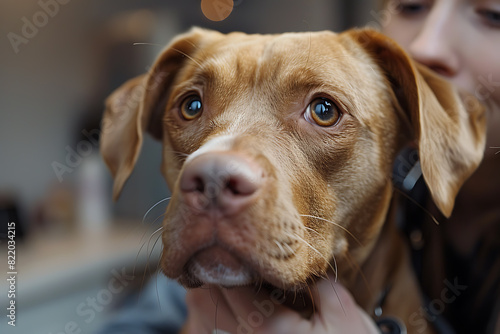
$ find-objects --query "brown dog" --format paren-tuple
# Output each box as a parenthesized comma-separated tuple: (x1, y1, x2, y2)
(100, 28, 486, 333)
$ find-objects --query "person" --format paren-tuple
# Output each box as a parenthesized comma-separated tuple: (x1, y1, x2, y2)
(381, 1, 500, 333)
(97, 272, 379, 334)
(97, 1, 500, 333)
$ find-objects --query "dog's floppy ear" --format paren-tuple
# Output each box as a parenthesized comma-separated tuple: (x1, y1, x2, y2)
(348, 28, 486, 217)
(100, 28, 221, 200)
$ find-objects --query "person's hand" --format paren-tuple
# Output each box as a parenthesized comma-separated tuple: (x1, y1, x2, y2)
(182, 276, 379, 334)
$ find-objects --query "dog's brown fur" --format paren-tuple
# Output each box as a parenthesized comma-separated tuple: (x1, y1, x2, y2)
(100, 28, 486, 333)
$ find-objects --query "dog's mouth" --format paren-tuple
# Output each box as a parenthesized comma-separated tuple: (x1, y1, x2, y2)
(180, 244, 317, 318)
(181, 245, 256, 288)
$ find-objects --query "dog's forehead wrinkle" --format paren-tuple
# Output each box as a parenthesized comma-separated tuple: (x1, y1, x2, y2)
(209, 33, 321, 91)
(188, 34, 380, 127)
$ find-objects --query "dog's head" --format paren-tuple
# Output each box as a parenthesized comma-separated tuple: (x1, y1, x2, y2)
(101, 28, 485, 290)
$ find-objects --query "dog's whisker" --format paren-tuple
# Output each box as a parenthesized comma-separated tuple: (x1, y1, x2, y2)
(311, 280, 319, 317)
(184, 38, 208, 62)
(289, 233, 338, 281)
(164, 149, 190, 158)
(392, 187, 441, 225)
(214, 295, 220, 333)
(172, 47, 203, 67)
(209, 285, 221, 329)
(151, 225, 165, 236)
(155, 273, 161, 309)
(147, 233, 163, 270)
(135, 211, 167, 260)
(133, 225, 164, 276)
(142, 197, 171, 223)
(329, 278, 347, 317)
(151, 213, 167, 226)
(300, 214, 363, 247)
(345, 252, 373, 300)
(306, 285, 316, 315)
(255, 279, 264, 294)
(133, 42, 164, 47)
(140, 233, 163, 294)
(155, 246, 164, 310)
(303, 226, 328, 242)
(149, 247, 164, 311)
(208, 285, 219, 306)
(134, 232, 162, 305)
(139, 197, 170, 252)
(133, 208, 165, 282)
(133, 204, 166, 262)
(306, 29, 312, 69)
(283, 242, 295, 255)
(135, 228, 157, 272)
(273, 239, 286, 255)
(331, 253, 338, 282)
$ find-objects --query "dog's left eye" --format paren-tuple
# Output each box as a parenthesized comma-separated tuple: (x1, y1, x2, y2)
(306, 97, 341, 127)
(180, 95, 203, 120)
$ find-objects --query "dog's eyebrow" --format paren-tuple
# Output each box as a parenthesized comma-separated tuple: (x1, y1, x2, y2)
(282, 70, 358, 115)
(181, 65, 221, 90)
(169, 64, 214, 95)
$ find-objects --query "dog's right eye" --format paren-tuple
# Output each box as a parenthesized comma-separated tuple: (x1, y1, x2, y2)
(180, 95, 203, 120)
(305, 97, 341, 127)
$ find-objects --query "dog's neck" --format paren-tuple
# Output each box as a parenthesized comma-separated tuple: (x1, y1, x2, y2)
(343, 193, 423, 319)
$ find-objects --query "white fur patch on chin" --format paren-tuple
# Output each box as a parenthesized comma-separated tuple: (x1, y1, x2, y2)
(190, 260, 253, 286)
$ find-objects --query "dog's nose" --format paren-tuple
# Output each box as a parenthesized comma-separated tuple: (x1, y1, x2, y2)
(179, 153, 263, 214)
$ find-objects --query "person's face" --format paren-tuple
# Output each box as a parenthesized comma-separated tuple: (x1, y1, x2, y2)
(383, 0, 500, 107)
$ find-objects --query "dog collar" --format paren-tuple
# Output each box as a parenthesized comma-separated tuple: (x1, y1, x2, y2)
(374, 285, 408, 334)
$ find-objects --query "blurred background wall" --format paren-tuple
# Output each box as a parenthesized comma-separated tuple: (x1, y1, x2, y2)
(0, 0, 376, 232)
(0, 0, 377, 333)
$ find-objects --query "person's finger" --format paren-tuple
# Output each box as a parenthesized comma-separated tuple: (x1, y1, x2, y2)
(314, 277, 357, 315)
(312, 277, 379, 333)
(221, 285, 312, 334)
(185, 286, 239, 333)
(221, 285, 280, 330)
